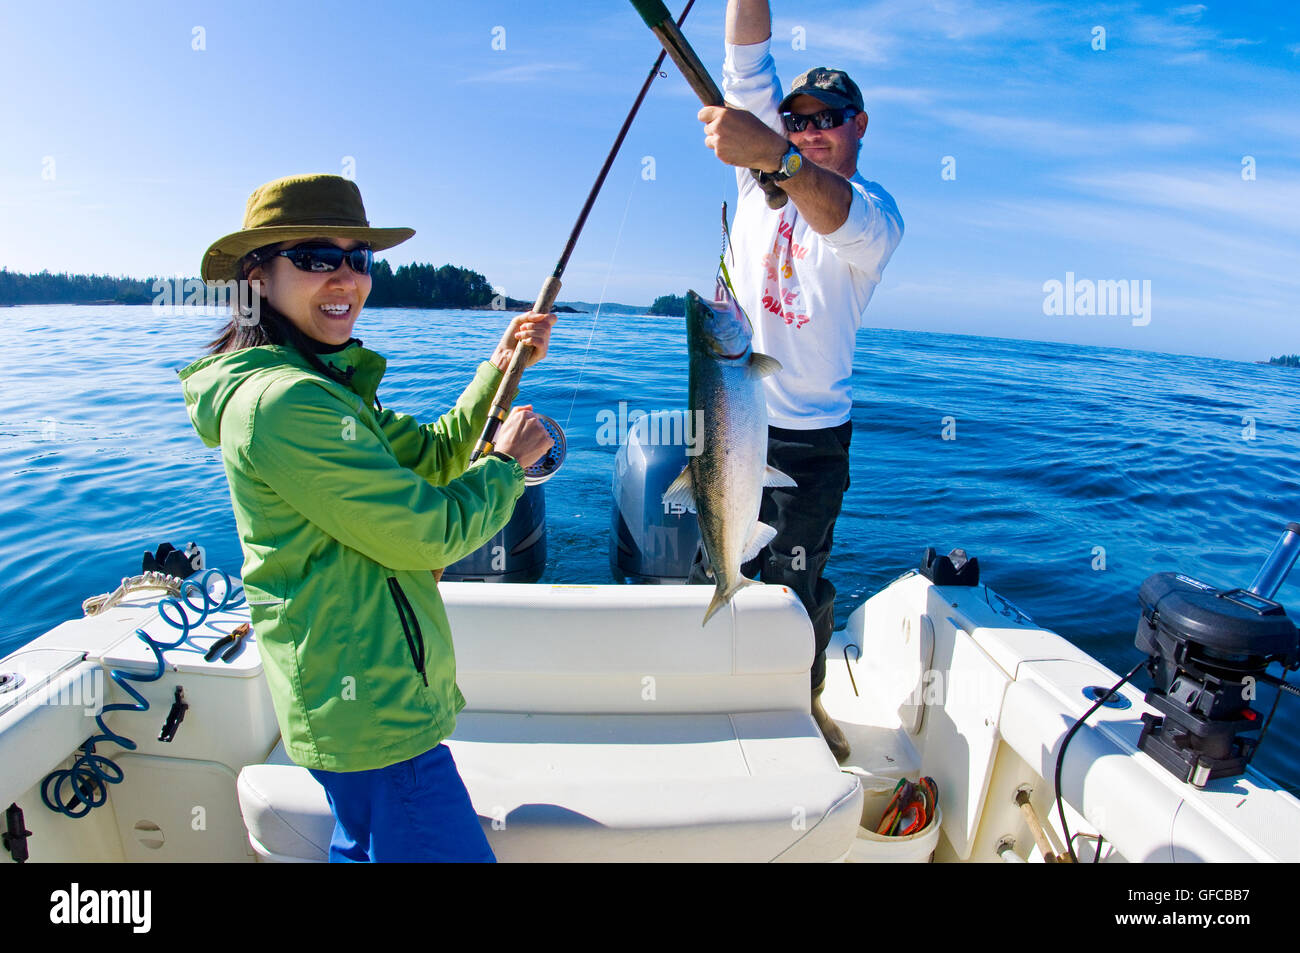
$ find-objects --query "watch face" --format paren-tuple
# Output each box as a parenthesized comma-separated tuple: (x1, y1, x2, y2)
(780, 148, 802, 178)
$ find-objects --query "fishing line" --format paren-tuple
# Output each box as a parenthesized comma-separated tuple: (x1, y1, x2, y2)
(471, 0, 697, 468)
(561, 168, 641, 436)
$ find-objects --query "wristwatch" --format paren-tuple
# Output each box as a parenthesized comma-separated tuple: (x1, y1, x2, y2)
(485, 450, 515, 466)
(771, 142, 803, 182)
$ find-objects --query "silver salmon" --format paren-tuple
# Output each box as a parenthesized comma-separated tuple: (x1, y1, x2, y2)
(663, 284, 796, 625)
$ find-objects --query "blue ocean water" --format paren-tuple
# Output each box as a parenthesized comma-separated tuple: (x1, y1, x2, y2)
(3, 304, 1298, 791)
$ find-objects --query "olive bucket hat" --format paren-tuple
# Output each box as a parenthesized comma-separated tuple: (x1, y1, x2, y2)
(201, 173, 415, 281)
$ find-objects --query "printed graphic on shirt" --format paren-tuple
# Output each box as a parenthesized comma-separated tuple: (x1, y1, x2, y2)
(759, 212, 810, 330)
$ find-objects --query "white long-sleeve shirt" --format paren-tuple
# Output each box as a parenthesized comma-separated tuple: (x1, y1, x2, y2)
(723, 39, 903, 429)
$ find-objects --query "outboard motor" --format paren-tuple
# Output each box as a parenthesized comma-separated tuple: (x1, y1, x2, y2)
(610, 409, 700, 583)
(442, 483, 547, 583)
(1135, 522, 1300, 786)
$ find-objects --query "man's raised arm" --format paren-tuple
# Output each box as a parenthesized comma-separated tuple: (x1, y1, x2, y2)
(727, 0, 771, 46)
(706, 0, 856, 234)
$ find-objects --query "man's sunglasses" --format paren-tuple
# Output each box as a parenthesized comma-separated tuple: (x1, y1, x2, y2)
(781, 107, 857, 133)
(262, 243, 374, 275)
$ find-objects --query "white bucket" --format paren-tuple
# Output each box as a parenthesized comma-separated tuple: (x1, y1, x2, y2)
(845, 772, 942, 864)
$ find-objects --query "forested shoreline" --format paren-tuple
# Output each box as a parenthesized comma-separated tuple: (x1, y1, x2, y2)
(0, 263, 579, 311)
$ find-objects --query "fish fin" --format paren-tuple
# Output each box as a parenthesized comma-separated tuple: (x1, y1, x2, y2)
(740, 522, 779, 564)
(702, 576, 760, 626)
(763, 465, 797, 489)
(749, 351, 783, 378)
(661, 466, 695, 509)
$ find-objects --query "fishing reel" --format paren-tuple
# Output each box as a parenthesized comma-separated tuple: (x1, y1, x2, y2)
(1134, 523, 1300, 787)
(521, 413, 566, 486)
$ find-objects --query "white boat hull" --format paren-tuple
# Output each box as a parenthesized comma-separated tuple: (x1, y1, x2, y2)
(2, 570, 1295, 862)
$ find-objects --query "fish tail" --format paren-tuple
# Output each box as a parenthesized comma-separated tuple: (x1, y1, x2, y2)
(701, 576, 759, 626)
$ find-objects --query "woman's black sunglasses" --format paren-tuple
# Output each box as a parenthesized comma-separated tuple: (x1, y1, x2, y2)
(781, 107, 857, 133)
(262, 242, 374, 275)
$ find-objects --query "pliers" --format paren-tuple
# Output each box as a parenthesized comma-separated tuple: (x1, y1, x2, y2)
(204, 622, 250, 663)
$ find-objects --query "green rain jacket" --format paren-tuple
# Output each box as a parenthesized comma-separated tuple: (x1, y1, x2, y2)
(177, 342, 524, 771)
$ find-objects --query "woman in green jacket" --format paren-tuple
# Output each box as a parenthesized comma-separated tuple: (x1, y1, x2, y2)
(179, 173, 555, 862)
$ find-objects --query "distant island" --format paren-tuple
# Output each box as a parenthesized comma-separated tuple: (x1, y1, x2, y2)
(647, 293, 686, 316)
(0, 269, 157, 305)
(0, 263, 579, 312)
(557, 299, 651, 315)
(1265, 354, 1300, 368)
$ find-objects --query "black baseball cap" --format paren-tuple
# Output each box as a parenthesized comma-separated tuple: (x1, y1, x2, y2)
(779, 67, 865, 114)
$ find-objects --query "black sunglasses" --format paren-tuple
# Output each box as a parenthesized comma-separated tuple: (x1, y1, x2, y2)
(781, 107, 857, 133)
(264, 242, 374, 275)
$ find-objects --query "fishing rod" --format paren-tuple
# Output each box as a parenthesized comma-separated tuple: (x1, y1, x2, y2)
(629, 0, 789, 211)
(468, 0, 699, 480)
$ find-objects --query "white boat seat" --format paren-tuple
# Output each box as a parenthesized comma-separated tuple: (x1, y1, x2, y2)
(235, 584, 862, 861)
(238, 711, 862, 862)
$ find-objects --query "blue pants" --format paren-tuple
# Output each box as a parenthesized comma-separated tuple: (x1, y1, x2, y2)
(308, 743, 496, 863)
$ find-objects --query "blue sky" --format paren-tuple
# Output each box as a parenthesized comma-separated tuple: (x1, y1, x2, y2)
(1, 0, 1297, 360)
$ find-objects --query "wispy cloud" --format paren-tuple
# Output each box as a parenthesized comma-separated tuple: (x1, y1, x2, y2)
(454, 62, 581, 85)
(773, 0, 1264, 71)
(1164, 51, 1209, 64)
(772, 0, 1052, 66)
(771, 15, 891, 65)
(1064, 169, 1300, 236)
(979, 195, 1300, 289)
(1121, 5, 1264, 52)
(929, 109, 1199, 155)
(886, 272, 1040, 304)
(858, 85, 942, 106)
(1241, 111, 1300, 139)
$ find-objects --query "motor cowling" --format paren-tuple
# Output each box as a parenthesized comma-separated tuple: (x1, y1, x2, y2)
(609, 409, 700, 583)
(442, 483, 547, 583)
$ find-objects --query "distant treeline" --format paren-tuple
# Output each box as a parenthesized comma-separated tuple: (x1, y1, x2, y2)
(2, 261, 513, 309)
(0, 268, 158, 305)
(367, 260, 496, 308)
(1267, 354, 1300, 368)
(648, 293, 686, 316)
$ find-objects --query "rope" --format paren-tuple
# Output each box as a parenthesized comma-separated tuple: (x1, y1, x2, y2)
(82, 571, 185, 616)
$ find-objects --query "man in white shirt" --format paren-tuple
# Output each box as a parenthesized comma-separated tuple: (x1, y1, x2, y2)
(692, 0, 903, 762)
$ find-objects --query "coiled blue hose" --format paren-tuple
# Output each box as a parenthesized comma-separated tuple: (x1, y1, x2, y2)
(40, 568, 245, 818)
